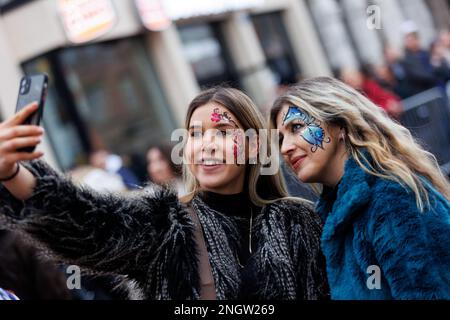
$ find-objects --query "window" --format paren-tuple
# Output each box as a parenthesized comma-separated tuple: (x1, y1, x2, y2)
(23, 37, 175, 170)
(0, 0, 34, 13)
(252, 12, 300, 85)
(178, 22, 239, 88)
(23, 56, 87, 170)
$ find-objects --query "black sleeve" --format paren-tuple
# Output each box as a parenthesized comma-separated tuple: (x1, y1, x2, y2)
(0, 160, 192, 283)
(289, 201, 330, 300)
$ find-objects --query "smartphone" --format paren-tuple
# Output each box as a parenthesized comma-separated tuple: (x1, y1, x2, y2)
(15, 73, 48, 152)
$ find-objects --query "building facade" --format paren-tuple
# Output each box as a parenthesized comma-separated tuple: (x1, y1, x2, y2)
(0, 0, 448, 170)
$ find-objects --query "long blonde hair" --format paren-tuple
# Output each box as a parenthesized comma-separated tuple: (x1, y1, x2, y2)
(181, 87, 291, 207)
(270, 77, 450, 211)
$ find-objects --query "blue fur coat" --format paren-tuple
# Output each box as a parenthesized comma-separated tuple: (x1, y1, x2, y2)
(316, 157, 450, 300)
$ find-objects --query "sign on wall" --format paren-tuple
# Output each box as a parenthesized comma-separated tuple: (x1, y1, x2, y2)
(135, 0, 172, 31)
(58, 0, 117, 44)
(162, 0, 265, 20)
(135, 0, 265, 31)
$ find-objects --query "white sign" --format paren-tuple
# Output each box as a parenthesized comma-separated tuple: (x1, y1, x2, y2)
(58, 0, 117, 44)
(135, 0, 172, 31)
(166, 0, 265, 20)
(136, 0, 264, 24)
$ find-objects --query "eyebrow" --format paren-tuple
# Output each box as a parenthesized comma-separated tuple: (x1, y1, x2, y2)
(188, 122, 239, 130)
(215, 122, 239, 129)
(280, 116, 305, 128)
(188, 125, 202, 130)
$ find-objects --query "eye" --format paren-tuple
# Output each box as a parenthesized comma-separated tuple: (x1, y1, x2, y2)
(217, 130, 228, 137)
(278, 133, 284, 146)
(291, 123, 305, 133)
(190, 131, 202, 138)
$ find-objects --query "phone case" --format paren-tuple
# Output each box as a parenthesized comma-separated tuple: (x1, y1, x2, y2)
(15, 73, 48, 152)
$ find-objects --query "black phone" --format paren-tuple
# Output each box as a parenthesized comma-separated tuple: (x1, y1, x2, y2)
(15, 73, 48, 152)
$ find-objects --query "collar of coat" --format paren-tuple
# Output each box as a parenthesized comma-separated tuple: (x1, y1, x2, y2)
(143, 191, 324, 300)
(189, 196, 315, 300)
(316, 155, 375, 240)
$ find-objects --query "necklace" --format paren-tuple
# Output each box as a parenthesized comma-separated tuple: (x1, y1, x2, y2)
(237, 207, 254, 268)
(249, 207, 253, 254)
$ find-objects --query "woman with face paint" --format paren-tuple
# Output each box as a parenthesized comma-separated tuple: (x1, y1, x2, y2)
(271, 77, 450, 300)
(0, 87, 328, 300)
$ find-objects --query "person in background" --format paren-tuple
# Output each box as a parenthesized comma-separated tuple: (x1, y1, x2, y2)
(146, 144, 185, 196)
(375, 44, 410, 99)
(401, 21, 438, 96)
(340, 67, 403, 119)
(69, 164, 127, 193)
(438, 29, 450, 65)
(429, 39, 450, 89)
(90, 150, 141, 190)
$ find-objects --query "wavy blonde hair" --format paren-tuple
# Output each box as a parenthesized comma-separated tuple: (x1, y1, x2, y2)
(270, 77, 450, 211)
(180, 87, 295, 207)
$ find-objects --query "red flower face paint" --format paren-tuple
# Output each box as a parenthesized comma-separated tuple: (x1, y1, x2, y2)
(210, 107, 243, 164)
(210, 108, 237, 126)
(211, 111, 221, 123)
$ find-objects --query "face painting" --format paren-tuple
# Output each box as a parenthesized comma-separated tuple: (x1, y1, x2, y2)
(211, 108, 238, 127)
(210, 107, 244, 164)
(283, 106, 331, 152)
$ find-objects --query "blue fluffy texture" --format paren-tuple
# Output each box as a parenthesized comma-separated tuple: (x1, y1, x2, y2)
(316, 157, 450, 300)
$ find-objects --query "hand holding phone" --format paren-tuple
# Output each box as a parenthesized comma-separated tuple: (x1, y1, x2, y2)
(15, 74, 48, 152)
(0, 102, 45, 180)
(0, 74, 47, 180)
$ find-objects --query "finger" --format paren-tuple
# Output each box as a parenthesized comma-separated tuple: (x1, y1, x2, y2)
(0, 136, 42, 152)
(0, 126, 44, 141)
(2, 102, 39, 127)
(3, 150, 44, 163)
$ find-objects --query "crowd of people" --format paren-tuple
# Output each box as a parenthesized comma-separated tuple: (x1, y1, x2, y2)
(340, 22, 450, 120)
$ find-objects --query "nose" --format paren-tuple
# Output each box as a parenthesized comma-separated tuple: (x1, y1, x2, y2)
(280, 134, 296, 156)
(201, 130, 218, 154)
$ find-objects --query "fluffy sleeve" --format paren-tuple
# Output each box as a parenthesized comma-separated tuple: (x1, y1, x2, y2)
(368, 182, 450, 299)
(289, 201, 330, 300)
(0, 160, 193, 283)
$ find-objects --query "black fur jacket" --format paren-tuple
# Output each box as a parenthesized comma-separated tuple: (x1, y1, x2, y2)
(0, 160, 329, 300)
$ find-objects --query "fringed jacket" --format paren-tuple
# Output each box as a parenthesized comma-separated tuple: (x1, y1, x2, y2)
(0, 160, 329, 300)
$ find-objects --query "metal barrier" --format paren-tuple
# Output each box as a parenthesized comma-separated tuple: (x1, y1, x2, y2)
(400, 87, 450, 174)
(447, 81, 450, 103)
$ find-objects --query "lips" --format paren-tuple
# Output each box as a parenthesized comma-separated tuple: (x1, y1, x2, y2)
(198, 158, 224, 173)
(290, 155, 306, 170)
(202, 158, 224, 165)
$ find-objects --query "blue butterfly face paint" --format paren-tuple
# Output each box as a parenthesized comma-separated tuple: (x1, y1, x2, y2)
(283, 106, 331, 153)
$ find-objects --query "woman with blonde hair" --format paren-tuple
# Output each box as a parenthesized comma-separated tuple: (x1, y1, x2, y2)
(270, 77, 450, 299)
(0, 87, 328, 300)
